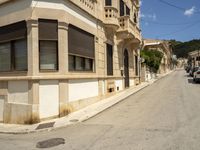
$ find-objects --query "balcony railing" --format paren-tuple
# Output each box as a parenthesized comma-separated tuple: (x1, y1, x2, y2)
(69, 0, 96, 17)
(104, 6, 119, 29)
(118, 16, 141, 41)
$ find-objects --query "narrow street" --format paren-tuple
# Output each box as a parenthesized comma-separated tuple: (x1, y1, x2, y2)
(1, 70, 200, 150)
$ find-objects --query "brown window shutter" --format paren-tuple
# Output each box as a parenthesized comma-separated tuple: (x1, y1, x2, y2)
(39, 19, 58, 40)
(0, 21, 27, 42)
(68, 25, 95, 58)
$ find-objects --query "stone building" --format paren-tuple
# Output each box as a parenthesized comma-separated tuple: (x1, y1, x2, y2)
(141, 39, 172, 81)
(0, 0, 142, 124)
(188, 50, 200, 67)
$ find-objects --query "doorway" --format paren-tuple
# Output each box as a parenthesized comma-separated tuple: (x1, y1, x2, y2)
(124, 49, 129, 88)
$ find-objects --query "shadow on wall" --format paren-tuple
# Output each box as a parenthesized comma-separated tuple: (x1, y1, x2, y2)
(0, 0, 32, 17)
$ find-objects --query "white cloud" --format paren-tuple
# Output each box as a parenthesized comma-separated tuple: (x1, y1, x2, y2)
(139, 12, 145, 18)
(184, 6, 195, 16)
(139, 1, 143, 7)
(140, 13, 157, 21)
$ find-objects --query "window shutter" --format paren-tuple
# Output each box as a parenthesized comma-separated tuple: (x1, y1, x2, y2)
(0, 42, 11, 71)
(68, 25, 95, 58)
(39, 19, 58, 40)
(0, 21, 27, 42)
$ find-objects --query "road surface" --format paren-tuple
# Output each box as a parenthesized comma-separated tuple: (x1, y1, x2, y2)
(1, 69, 200, 150)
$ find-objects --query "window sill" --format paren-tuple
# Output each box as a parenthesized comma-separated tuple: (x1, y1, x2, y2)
(0, 71, 27, 76)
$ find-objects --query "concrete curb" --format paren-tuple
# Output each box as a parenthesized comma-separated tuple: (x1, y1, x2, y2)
(0, 71, 174, 134)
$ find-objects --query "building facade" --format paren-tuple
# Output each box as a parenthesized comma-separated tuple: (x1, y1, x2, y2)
(141, 39, 173, 81)
(0, 0, 142, 124)
(188, 50, 200, 67)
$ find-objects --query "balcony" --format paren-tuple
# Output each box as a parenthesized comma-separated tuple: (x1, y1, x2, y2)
(117, 16, 141, 41)
(69, 0, 97, 17)
(104, 6, 119, 30)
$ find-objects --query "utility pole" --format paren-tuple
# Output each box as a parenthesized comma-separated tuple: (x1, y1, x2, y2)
(198, 50, 200, 66)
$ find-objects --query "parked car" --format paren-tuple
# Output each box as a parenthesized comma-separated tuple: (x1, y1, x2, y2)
(189, 67, 199, 77)
(186, 66, 192, 73)
(193, 69, 200, 83)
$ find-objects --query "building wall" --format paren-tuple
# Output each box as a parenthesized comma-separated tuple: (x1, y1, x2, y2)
(68, 79, 99, 102)
(0, 0, 142, 124)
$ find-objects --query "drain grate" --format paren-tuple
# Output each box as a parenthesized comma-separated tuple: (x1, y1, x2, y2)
(69, 119, 79, 123)
(36, 138, 65, 149)
(36, 122, 55, 130)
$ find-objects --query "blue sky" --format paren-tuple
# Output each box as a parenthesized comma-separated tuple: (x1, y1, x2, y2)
(140, 0, 200, 42)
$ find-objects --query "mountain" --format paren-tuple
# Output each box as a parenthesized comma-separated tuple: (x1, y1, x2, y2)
(171, 39, 200, 58)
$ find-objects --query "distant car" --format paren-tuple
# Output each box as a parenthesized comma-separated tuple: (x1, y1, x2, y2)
(186, 66, 192, 73)
(190, 67, 199, 77)
(193, 69, 200, 83)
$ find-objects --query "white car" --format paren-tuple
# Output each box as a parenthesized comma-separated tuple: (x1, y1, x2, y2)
(193, 68, 200, 83)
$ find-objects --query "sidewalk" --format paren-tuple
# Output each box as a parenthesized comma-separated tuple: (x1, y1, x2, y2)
(0, 71, 173, 134)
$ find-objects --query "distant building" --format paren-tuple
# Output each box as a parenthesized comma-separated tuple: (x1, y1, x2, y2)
(141, 39, 173, 82)
(0, 0, 142, 124)
(188, 50, 200, 67)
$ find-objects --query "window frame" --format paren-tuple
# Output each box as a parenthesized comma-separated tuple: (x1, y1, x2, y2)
(39, 40, 59, 72)
(68, 54, 94, 72)
(38, 19, 59, 72)
(0, 38, 28, 72)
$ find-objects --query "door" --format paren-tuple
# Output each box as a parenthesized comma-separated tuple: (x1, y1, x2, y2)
(124, 49, 129, 88)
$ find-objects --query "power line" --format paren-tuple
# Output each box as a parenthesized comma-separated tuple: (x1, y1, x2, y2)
(158, 0, 200, 14)
(140, 18, 200, 26)
(155, 20, 200, 38)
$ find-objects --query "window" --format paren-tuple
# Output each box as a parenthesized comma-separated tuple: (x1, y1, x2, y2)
(135, 55, 138, 76)
(14, 39, 27, 71)
(68, 24, 95, 72)
(0, 21, 27, 72)
(39, 41, 58, 70)
(0, 42, 11, 72)
(120, 0, 131, 16)
(69, 55, 93, 71)
(126, 6, 130, 16)
(105, 0, 112, 6)
(134, 13, 137, 23)
(120, 0, 125, 16)
(107, 44, 113, 76)
(39, 19, 58, 71)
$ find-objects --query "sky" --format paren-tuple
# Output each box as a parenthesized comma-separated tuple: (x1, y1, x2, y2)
(140, 0, 200, 42)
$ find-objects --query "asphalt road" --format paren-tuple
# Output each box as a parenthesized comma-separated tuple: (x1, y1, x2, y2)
(1, 69, 200, 150)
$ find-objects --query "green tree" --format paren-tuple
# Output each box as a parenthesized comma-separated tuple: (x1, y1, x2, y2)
(141, 50, 164, 72)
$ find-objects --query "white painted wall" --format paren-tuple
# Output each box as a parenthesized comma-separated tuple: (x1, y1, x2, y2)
(130, 79, 135, 86)
(0, 96, 4, 122)
(102, 80, 105, 95)
(68, 79, 99, 102)
(39, 80, 59, 119)
(115, 80, 123, 91)
(8, 81, 28, 104)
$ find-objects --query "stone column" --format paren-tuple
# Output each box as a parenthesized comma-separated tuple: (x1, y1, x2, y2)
(27, 19, 39, 76)
(58, 22, 68, 74)
(27, 20, 40, 123)
(58, 22, 70, 117)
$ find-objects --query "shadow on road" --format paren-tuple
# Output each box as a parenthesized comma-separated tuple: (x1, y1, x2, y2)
(188, 79, 200, 84)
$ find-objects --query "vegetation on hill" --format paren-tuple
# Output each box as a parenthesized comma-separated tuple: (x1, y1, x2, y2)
(170, 39, 200, 58)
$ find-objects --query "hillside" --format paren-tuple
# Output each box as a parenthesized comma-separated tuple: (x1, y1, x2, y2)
(171, 39, 200, 58)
